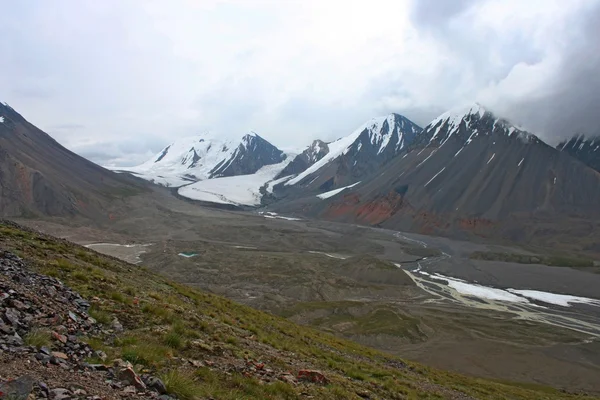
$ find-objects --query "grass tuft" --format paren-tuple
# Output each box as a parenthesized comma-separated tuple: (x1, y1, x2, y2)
(164, 330, 184, 349)
(160, 369, 201, 400)
(89, 306, 111, 325)
(23, 328, 52, 348)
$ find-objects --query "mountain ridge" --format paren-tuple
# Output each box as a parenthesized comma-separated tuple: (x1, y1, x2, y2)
(558, 134, 600, 173)
(0, 102, 145, 219)
(113, 132, 286, 187)
(270, 104, 600, 244)
(269, 113, 422, 199)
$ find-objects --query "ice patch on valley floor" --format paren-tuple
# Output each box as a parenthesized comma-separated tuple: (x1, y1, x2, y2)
(431, 274, 528, 303)
(259, 212, 302, 221)
(411, 268, 600, 308)
(178, 252, 198, 258)
(316, 182, 361, 199)
(507, 289, 600, 307)
(84, 243, 153, 264)
(258, 211, 302, 221)
(308, 251, 348, 260)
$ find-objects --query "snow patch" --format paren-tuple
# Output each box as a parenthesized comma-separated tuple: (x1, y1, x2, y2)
(316, 182, 361, 199)
(424, 167, 446, 187)
(518, 158, 524, 167)
(264, 215, 302, 221)
(416, 150, 436, 168)
(431, 274, 529, 303)
(308, 251, 347, 260)
(507, 289, 600, 307)
(486, 153, 495, 164)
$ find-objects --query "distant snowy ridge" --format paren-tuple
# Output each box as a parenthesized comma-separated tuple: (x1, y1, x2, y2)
(424, 103, 539, 148)
(286, 113, 421, 186)
(110, 131, 286, 187)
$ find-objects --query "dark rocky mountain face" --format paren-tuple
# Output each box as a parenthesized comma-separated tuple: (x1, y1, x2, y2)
(0, 103, 144, 218)
(558, 134, 600, 173)
(210, 133, 286, 178)
(273, 113, 422, 196)
(273, 104, 600, 243)
(275, 140, 329, 179)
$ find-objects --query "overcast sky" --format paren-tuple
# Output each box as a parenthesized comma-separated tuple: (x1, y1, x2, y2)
(1, 0, 599, 166)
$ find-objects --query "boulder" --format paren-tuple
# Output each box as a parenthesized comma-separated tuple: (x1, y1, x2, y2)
(297, 370, 329, 384)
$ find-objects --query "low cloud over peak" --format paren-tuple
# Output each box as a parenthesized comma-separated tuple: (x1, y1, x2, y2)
(1, 0, 598, 165)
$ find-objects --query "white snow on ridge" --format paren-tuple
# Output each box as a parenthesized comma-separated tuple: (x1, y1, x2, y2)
(178, 160, 291, 206)
(316, 181, 361, 199)
(487, 153, 495, 164)
(507, 289, 600, 307)
(426, 102, 536, 144)
(0, 116, 4, 124)
(286, 126, 367, 186)
(429, 103, 487, 137)
(109, 132, 283, 188)
(286, 114, 419, 186)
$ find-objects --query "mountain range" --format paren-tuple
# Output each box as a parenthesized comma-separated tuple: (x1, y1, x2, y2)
(2, 100, 600, 244)
(111, 132, 287, 187)
(279, 104, 600, 241)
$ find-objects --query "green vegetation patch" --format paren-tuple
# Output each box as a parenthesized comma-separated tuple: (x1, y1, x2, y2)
(470, 251, 595, 268)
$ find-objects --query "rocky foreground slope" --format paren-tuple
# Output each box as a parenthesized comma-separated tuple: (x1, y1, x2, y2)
(0, 221, 592, 399)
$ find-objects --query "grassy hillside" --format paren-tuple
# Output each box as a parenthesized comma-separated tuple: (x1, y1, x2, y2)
(0, 220, 594, 400)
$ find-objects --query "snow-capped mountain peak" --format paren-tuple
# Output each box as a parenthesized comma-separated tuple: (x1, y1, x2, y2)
(112, 132, 286, 187)
(425, 103, 538, 147)
(307, 140, 329, 163)
(285, 113, 422, 186)
(429, 103, 487, 131)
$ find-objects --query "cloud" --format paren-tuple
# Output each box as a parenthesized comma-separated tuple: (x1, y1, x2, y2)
(0, 0, 598, 166)
(72, 136, 165, 167)
(495, 2, 600, 142)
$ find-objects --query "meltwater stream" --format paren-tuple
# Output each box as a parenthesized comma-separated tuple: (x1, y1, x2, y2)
(393, 232, 600, 338)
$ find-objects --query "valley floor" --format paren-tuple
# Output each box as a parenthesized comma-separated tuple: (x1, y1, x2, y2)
(15, 186, 600, 396)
